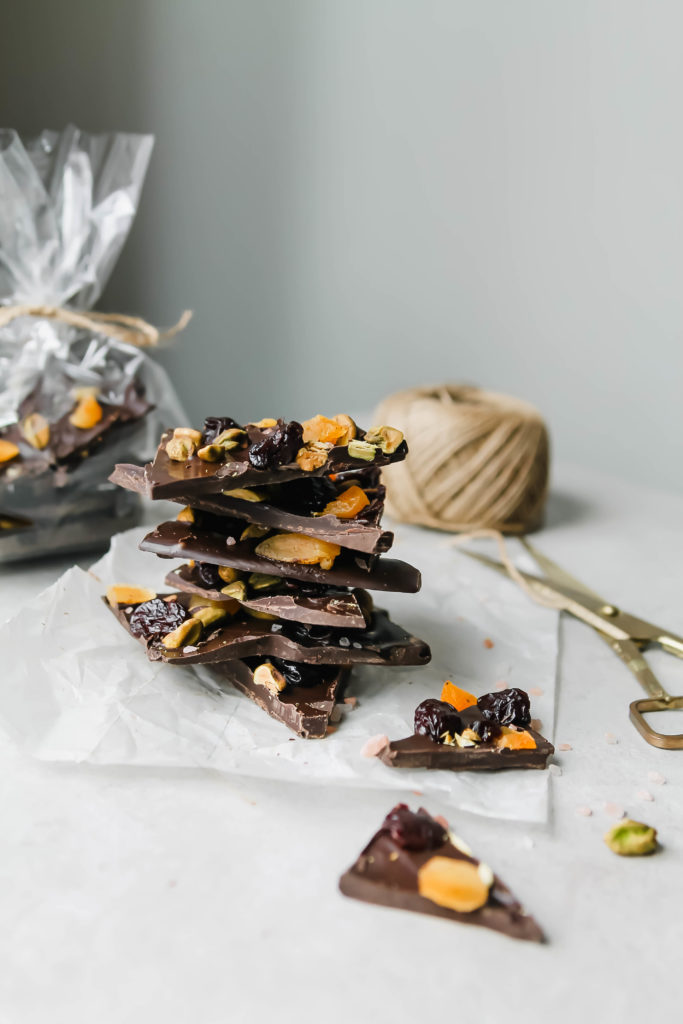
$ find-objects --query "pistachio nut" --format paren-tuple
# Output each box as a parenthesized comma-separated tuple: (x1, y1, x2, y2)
(173, 426, 203, 445)
(214, 428, 246, 446)
(248, 572, 281, 590)
(21, 413, 50, 450)
(218, 565, 242, 584)
(166, 436, 196, 461)
(253, 661, 287, 694)
(604, 819, 658, 857)
(333, 413, 357, 444)
(222, 488, 265, 502)
(197, 443, 224, 462)
(240, 523, 270, 541)
(220, 580, 247, 602)
(363, 425, 404, 454)
(347, 439, 378, 462)
(161, 617, 202, 649)
(192, 605, 228, 629)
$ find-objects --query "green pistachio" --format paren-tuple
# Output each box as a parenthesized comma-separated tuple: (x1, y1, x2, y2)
(604, 819, 658, 856)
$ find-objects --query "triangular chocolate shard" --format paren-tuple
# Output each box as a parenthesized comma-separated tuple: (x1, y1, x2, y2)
(378, 725, 554, 771)
(165, 564, 370, 630)
(377, 689, 554, 771)
(339, 805, 544, 942)
(214, 658, 350, 738)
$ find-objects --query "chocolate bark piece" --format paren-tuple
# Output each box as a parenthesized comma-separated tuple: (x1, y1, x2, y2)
(140, 521, 421, 593)
(377, 725, 554, 771)
(144, 425, 407, 499)
(165, 563, 370, 629)
(107, 591, 431, 667)
(339, 805, 544, 942)
(109, 462, 393, 555)
(0, 384, 152, 479)
(212, 658, 350, 738)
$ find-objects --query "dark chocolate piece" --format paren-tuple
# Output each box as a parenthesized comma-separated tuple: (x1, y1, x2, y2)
(110, 462, 393, 555)
(379, 698, 553, 770)
(165, 564, 370, 629)
(377, 725, 554, 771)
(144, 426, 407, 499)
(339, 804, 544, 942)
(212, 658, 350, 738)
(139, 520, 421, 593)
(108, 591, 431, 667)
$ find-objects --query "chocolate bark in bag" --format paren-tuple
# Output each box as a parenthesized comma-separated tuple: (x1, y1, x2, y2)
(0, 125, 188, 563)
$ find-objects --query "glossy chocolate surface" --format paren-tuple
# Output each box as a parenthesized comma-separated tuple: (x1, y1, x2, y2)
(108, 592, 431, 667)
(377, 725, 554, 771)
(144, 427, 407, 498)
(165, 564, 370, 629)
(140, 520, 421, 593)
(339, 807, 544, 942)
(110, 462, 393, 555)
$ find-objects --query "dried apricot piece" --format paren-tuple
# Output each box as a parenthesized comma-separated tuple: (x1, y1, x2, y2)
(106, 585, 157, 606)
(0, 439, 20, 463)
(494, 727, 537, 751)
(417, 856, 490, 912)
(321, 485, 370, 519)
(302, 414, 346, 445)
(69, 394, 103, 430)
(255, 532, 341, 570)
(441, 681, 477, 711)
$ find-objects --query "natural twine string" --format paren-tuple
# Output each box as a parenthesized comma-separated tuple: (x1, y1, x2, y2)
(0, 305, 193, 348)
(451, 529, 566, 610)
(375, 385, 550, 534)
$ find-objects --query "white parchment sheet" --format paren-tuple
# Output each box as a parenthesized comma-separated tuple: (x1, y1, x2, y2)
(0, 524, 559, 821)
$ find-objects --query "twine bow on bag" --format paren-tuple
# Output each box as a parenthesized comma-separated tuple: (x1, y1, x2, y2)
(0, 306, 192, 349)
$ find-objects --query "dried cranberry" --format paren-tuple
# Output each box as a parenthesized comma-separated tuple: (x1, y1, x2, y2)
(248, 419, 303, 469)
(194, 561, 222, 589)
(277, 476, 337, 515)
(202, 416, 242, 443)
(269, 657, 335, 689)
(382, 804, 447, 852)
(414, 698, 463, 742)
(128, 598, 188, 640)
(464, 710, 501, 743)
(477, 687, 531, 727)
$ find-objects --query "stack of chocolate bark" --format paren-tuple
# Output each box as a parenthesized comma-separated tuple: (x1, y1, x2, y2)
(108, 414, 431, 737)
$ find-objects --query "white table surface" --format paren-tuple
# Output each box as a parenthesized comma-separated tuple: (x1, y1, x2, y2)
(1, 463, 682, 1024)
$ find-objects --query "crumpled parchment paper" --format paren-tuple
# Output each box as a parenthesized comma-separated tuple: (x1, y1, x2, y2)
(0, 523, 559, 821)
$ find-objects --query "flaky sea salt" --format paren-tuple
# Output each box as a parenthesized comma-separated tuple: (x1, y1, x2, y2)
(636, 789, 654, 802)
(360, 734, 389, 758)
(558, 742, 572, 751)
(603, 802, 626, 819)
(575, 806, 593, 817)
(647, 771, 666, 785)
(605, 733, 618, 744)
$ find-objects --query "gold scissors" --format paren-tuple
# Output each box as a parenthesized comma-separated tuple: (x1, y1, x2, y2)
(459, 538, 683, 749)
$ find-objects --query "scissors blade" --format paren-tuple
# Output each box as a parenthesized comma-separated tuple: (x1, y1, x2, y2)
(457, 548, 634, 641)
(519, 538, 606, 603)
(458, 548, 683, 654)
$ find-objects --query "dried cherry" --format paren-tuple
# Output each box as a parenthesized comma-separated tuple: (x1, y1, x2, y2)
(414, 698, 463, 742)
(202, 416, 242, 443)
(268, 657, 335, 689)
(194, 561, 223, 589)
(382, 804, 447, 852)
(248, 419, 303, 469)
(477, 687, 531, 727)
(128, 597, 188, 640)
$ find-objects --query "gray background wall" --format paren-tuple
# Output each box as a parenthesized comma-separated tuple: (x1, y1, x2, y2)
(1, 0, 681, 491)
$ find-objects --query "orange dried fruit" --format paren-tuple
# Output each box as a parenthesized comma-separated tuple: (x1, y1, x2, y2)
(255, 532, 341, 570)
(321, 485, 370, 519)
(106, 585, 157, 606)
(69, 394, 103, 430)
(302, 414, 346, 446)
(441, 681, 477, 711)
(0, 439, 20, 464)
(495, 727, 537, 751)
(417, 856, 490, 913)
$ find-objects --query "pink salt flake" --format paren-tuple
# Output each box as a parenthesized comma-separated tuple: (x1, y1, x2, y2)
(604, 802, 626, 819)
(360, 734, 389, 758)
(530, 718, 543, 732)
(343, 696, 358, 710)
(575, 806, 593, 817)
(495, 680, 507, 691)
(647, 771, 666, 785)
(605, 733, 618, 744)
(549, 764, 562, 777)
(558, 743, 573, 752)
(483, 638, 495, 649)
(411, 790, 423, 797)
(434, 815, 449, 830)
(636, 789, 654, 802)
(529, 687, 544, 696)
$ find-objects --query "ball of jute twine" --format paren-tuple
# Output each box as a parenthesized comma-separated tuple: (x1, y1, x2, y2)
(374, 385, 550, 534)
